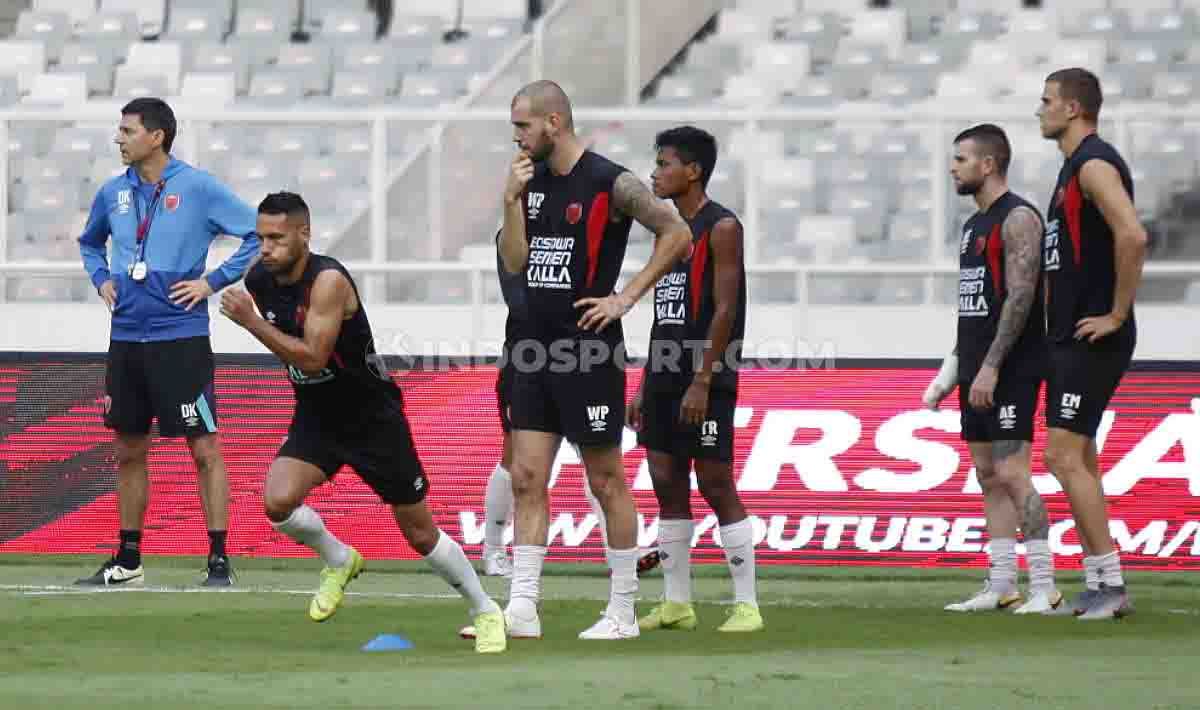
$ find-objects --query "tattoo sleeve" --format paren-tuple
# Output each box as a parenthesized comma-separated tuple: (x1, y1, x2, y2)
(1021, 490, 1050, 540)
(983, 206, 1042, 369)
(611, 171, 686, 237)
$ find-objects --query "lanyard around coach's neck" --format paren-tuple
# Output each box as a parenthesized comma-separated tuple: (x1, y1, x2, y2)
(132, 179, 166, 261)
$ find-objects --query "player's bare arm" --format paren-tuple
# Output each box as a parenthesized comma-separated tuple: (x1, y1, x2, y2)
(969, 206, 1041, 410)
(498, 151, 534, 274)
(222, 270, 352, 373)
(680, 217, 743, 426)
(575, 171, 691, 332)
(1076, 158, 1148, 343)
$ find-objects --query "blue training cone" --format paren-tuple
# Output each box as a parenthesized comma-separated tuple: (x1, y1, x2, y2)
(362, 634, 414, 652)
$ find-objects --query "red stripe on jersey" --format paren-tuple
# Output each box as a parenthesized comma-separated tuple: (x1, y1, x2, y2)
(585, 192, 610, 289)
(690, 231, 710, 321)
(1064, 174, 1084, 267)
(331, 351, 344, 368)
(986, 223, 1004, 297)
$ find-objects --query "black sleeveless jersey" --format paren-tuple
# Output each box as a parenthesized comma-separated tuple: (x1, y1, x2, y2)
(645, 200, 746, 393)
(1044, 133, 1136, 345)
(957, 191, 1046, 383)
(245, 254, 401, 423)
(520, 150, 633, 352)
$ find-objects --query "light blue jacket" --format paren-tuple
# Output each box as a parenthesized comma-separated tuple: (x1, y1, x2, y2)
(78, 157, 260, 342)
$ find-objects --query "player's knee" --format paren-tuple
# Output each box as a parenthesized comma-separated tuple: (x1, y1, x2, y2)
(698, 476, 742, 519)
(1043, 445, 1082, 479)
(262, 487, 303, 522)
(509, 462, 547, 500)
(975, 465, 1000, 492)
(400, 519, 439, 555)
(114, 437, 149, 469)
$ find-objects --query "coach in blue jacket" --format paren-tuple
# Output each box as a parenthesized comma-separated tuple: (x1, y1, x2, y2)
(76, 98, 260, 588)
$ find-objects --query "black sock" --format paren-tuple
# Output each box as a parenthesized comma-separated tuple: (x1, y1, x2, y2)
(208, 530, 227, 560)
(117, 529, 142, 568)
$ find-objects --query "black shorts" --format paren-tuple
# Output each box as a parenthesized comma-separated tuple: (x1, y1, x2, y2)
(278, 405, 428, 506)
(638, 387, 736, 463)
(508, 365, 625, 447)
(104, 336, 217, 438)
(958, 376, 1039, 442)
(496, 361, 515, 433)
(1046, 339, 1134, 437)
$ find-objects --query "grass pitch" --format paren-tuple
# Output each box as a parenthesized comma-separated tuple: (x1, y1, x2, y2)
(1, 554, 1197, 710)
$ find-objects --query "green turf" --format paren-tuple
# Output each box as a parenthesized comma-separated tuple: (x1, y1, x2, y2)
(1, 555, 1197, 710)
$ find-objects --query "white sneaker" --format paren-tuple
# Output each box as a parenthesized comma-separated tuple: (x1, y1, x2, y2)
(578, 613, 639, 640)
(482, 546, 512, 577)
(504, 600, 542, 639)
(944, 581, 1022, 612)
(1012, 588, 1064, 615)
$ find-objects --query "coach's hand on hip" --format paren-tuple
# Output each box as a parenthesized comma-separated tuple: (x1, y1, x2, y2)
(170, 278, 214, 311)
(98, 279, 117, 311)
(574, 294, 633, 333)
(968, 364, 998, 411)
(220, 288, 256, 327)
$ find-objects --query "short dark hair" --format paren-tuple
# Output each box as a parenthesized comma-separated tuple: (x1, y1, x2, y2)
(654, 125, 718, 188)
(953, 123, 1012, 177)
(258, 191, 311, 224)
(1046, 67, 1103, 122)
(121, 97, 177, 152)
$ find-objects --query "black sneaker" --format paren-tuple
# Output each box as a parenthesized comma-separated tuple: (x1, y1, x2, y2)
(75, 557, 144, 587)
(202, 555, 234, 587)
(637, 549, 661, 577)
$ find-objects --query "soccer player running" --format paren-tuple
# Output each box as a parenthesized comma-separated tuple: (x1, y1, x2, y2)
(76, 98, 259, 587)
(1037, 68, 1145, 619)
(626, 126, 762, 633)
(221, 192, 506, 653)
(498, 80, 691, 640)
(926, 124, 1060, 614)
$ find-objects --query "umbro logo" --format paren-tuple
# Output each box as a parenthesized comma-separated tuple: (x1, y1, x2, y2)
(730, 556, 745, 566)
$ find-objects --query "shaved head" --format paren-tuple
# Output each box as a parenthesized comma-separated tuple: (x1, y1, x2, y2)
(513, 80, 574, 131)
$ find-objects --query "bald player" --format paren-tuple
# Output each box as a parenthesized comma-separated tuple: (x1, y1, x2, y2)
(498, 80, 691, 640)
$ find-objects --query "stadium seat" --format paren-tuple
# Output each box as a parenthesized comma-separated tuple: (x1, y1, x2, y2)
(941, 10, 1005, 40)
(187, 42, 251, 94)
(462, 0, 527, 20)
(778, 76, 843, 108)
(125, 42, 181, 94)
(319, 10, 377, 44)
(172, 0, 233, 34)
(15, 10, 70, 63)
(240, 0, 302, 32)
(0, 40, 47, 94)
(752, 43, 812, 92)
(719, 74, 777, 106)
(715, 10, 772, 43)
(19, 155, 89, 186)
(232, 9, 293, 66)
(1063, 8, 1132, 39)
(166, 7, 226, 41)
(330, 71, 390, 104)
(1151, 72, 1200, 105)
(387, 14, 443, 42)
(99, 0, 164, 38)
(275, 43, 334, 95)
(112, 70, 168, 100)
(0, 75, 18, 107)
(229, 154, 286, 185)
(831, 42, 888, 99)
(867, 72, 934, 105)
(247, 70, 304, 105)
(649, 72, 719, 106)
(432, 38, 511, 70)
(32, 0, 95, 29)
(829, 185, 889, 242)
(735, 0, 799, 20)
(20, 180, 80, 213)
(24, 72, 88, 106)
(261, 124, 318, 157)
(399, 70, 469, 106)
(180, 72, 237, 105)
(327, 126, 371, 157)
(9, 123, 55, 159)
(850, 9, 906, 60)
(77, 12, 141, 61)
(56, 42, 117, 95)
(775, 14, 841, 64)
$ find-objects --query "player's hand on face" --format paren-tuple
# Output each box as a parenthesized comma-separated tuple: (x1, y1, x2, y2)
(968, 364, 998, 411)
(504, 151, 534, 204)
(1074, 313, 1122, 343)
(680, 379, 710, 426)
(574, 294, 633, 333)
(219, 288, 256, 326)
(169, 278, 214, 311)
(626, 389, 644, 431)
(98, 279, 117, 311)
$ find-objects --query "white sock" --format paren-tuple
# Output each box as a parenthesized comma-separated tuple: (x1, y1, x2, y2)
(720, 518, 758, 606)
(987, 538, 1018, 592)
(606, 547, 638, 623)
(1024, 539, 1055, 592)
(423, 530, 500, 617)
(1083, 555, 1101, 590)
(584, 476, 608, 547)
(272, 505, 350, 568)
(658, 519, 694, 604)
(483, 463, 512, 550)
(1088, 551, 1125, 588)
(509, 545, 546, 608)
